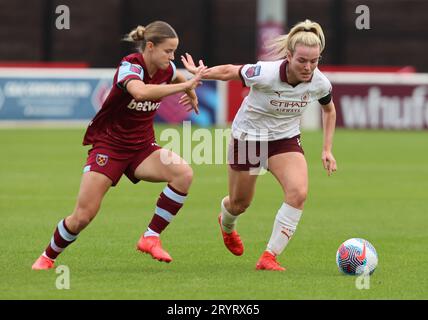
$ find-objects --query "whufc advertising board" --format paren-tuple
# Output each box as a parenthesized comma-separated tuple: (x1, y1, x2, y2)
(326, 72, 428, 130)
(1, 68, 427, 130)
(332, 84, 428, 129)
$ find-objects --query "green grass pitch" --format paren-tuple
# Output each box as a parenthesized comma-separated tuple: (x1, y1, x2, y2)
(0, 126, 427, 299)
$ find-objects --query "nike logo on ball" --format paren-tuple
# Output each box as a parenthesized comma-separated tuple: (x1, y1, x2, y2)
(356, 242, 367, 262)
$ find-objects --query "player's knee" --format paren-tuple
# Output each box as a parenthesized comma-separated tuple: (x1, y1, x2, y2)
(76, 216, 92, 230)
(172, 165, 193, 190)
(182, 165, 194, 184)
(229, 198, 251, 214)
(286, 188, 307, 208)
(72, 205, 98, 231)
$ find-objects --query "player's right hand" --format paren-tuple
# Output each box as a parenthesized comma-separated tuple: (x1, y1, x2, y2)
(179, 93, 199, 114)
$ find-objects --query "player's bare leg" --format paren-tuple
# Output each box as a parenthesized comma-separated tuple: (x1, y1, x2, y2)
(66, 172, 113, 233)
(134, 149, 193, 263)
(256, 152, 307, 271)
(32, 172, 112, 270)
(218, 166, 258, 256)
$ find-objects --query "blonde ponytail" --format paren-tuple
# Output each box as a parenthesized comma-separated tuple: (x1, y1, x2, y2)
(123, 21, 178, 52)
(266, 19, 325, 60)
(124, 25, 146, 42)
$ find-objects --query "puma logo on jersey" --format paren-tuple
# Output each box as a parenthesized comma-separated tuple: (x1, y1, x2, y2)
(281, 228, 293, 240)
(127, 99, 161, 112)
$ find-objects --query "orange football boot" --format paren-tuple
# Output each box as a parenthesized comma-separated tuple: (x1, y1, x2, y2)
(218, 215, 244, 256)
(137, 236, 172, 263)
(255, 251, 286, 271)
(32, 255, 55, 270)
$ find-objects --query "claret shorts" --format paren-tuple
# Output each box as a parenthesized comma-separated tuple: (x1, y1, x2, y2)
(228, 135, 304, 171)
(83, 142, 161, 186)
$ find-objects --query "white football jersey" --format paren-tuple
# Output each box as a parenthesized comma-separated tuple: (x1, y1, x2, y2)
(232, 59, 332, 141)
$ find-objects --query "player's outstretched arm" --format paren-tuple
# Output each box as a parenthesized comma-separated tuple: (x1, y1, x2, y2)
(321, 100, 337, 176)
(126, 66, 206, 102)
(181, 53, 241, 81)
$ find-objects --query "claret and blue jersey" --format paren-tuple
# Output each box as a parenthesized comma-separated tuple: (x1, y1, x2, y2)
(83, 53, 177, 150)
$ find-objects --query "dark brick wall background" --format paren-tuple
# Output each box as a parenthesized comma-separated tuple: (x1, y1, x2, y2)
(0, 0, 425, 71)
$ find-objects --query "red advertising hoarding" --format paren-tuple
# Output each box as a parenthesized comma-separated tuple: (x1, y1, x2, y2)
(227, 80, 249, 122)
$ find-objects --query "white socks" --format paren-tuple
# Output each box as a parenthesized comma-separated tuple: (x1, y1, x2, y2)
(144, 227, 159, 238)
(267, 203, 302, 256)
(220, 197, 239, 233)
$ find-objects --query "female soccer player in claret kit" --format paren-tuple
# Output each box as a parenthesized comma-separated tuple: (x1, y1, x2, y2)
(32, 21, 206, 270)
(182, 19, 337, 271)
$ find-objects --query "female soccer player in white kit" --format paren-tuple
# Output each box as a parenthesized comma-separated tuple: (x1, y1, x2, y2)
(182, 19, 337, 271)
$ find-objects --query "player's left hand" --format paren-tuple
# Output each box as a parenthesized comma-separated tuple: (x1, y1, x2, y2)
(181, 53, 206, 75)
(322, 151, 337, 176)
(179, 93, 199, 114)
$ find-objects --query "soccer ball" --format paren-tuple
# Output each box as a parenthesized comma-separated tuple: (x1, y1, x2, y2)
(336, 238, 378, 275)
